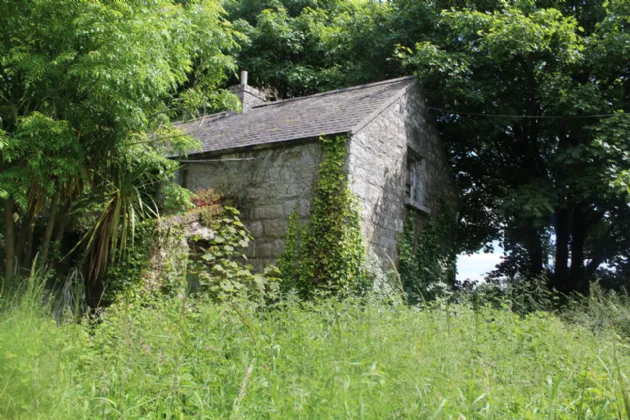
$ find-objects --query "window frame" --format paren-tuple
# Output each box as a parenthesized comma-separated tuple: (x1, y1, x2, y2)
(405, 150, 431, 215)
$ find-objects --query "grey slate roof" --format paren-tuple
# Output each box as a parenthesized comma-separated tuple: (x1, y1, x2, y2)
(180, 76, 416, 155)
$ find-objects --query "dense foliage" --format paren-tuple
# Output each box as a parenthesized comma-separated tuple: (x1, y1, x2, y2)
(399, 199, 458, 303)
(0, 0, 238, 302)
(400, 0, 630, 292)
(3, 1, 630, 417)
(2, 0, 630, 303)
(1, 285, 629, 418)
(223, 0, 399, 97)
(227, 0, 630, 292)
(189, 206, 281, 302)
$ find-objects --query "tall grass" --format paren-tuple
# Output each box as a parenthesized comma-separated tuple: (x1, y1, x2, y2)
(0, 284, 629, 418)
(0, 274, 87, 418)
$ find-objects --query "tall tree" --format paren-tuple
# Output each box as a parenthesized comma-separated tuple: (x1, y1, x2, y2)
(401, 0, 630, 292)
(226, 0, 400, 98)
(0, 0, 238, 300)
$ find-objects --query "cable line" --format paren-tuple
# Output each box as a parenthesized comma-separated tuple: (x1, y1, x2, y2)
(428, 107, 626, 119)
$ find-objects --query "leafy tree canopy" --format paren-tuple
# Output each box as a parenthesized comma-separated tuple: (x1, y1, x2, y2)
(2, 0, 629, 299)
(401, 0, 630, 292)
(0, 0, 238, 300)
(228, 0, 630, 292)
(225, 0, 403, 97)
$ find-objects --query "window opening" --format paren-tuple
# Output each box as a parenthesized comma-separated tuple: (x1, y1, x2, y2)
(406, 157, 424, 206)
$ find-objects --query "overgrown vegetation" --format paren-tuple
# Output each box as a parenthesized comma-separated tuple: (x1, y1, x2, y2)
(3, 0, 630, 304)
(398, 0, 630, 291)
(1, 1, 630, 415)
(0, 0, 239, 303)
(399, 198, 458, 303)
(221, 0, 630, 291)
(278, 136, 366, 297)
(188, 206, 281, 303)
(1, 282, 630, 418)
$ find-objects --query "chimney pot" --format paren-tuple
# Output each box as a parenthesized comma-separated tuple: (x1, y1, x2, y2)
(240, 70, 248, 87)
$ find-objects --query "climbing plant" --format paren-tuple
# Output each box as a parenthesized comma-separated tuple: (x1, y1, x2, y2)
(105, 189, 281, 305)
(189, 206, 281, 303)
(277, 207, 303, 293)
(399, 196, 458, 304)
(279, 136, 366, 297)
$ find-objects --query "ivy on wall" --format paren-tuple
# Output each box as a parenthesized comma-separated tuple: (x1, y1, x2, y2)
(399, 195, 458, 303)
(105, 189, 280, 304)
(278, 135, 366, 297)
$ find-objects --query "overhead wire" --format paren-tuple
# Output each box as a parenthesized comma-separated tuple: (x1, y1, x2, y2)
(428, 107, 627, 119)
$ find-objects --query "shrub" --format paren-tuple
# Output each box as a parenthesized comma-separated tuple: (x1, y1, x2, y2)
(189, 206, 280, 303)
(562, 282, 630, 339)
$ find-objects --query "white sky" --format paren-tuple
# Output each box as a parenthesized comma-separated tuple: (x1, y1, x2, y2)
(457, 241, 503, 281)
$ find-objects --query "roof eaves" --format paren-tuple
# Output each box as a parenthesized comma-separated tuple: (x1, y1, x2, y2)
(349, 77, 416, 136)
(172, 130, 353, 158)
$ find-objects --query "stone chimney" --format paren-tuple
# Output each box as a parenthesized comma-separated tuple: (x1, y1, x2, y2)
(229, 70, 266, 113)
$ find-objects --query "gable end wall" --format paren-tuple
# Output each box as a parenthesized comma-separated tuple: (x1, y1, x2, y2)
(347, 85, 456, 263)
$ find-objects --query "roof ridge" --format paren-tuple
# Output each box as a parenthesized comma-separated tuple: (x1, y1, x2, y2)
(252, 75, 416, 109)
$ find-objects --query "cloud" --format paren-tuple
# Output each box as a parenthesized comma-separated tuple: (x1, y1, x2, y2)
(457, 242, 504, 281)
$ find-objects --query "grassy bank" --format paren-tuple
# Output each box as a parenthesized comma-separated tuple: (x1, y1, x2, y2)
(0, 290, 629, 419)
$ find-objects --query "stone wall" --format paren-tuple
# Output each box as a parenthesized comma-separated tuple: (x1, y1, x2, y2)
(347, 83, 458, 264)
(179, 141, 322, 270)
(143, 211, 215, 293)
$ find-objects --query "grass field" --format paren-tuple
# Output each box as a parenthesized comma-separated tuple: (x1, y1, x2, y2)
(1, 289, 629, 419)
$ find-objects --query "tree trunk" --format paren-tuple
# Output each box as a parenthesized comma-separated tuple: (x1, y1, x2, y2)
(40, 188, 60, 267)
(3, 198, 16, 292)
(53, 202, 70, 246)
(85, 244, 107, 309)
(14, 207, 35, 271)
(586, 255, 604, 278)
(570, 206, 587, 294)
(527, 225, 544, 277)
(553, 208, 570, 293)
(585, 223, 614, 279)
(22, 223, 35, 269)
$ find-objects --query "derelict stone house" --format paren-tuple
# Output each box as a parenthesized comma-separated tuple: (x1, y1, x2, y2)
(176, 72, 457, 270)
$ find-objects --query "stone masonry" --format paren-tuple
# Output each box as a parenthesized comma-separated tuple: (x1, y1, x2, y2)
(228, 73, 267, 113)
(180, 141, 322, 270)
(348, 86, 458, 263)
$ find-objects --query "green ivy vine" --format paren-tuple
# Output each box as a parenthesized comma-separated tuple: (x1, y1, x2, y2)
(278, 135, 366, 298)
(399, 195, 458, 304)
(106, 192, 281, 304)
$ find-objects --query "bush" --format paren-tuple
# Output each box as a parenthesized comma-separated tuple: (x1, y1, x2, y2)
(188, 206, 280, 303)
(458, 275, 557, 315)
